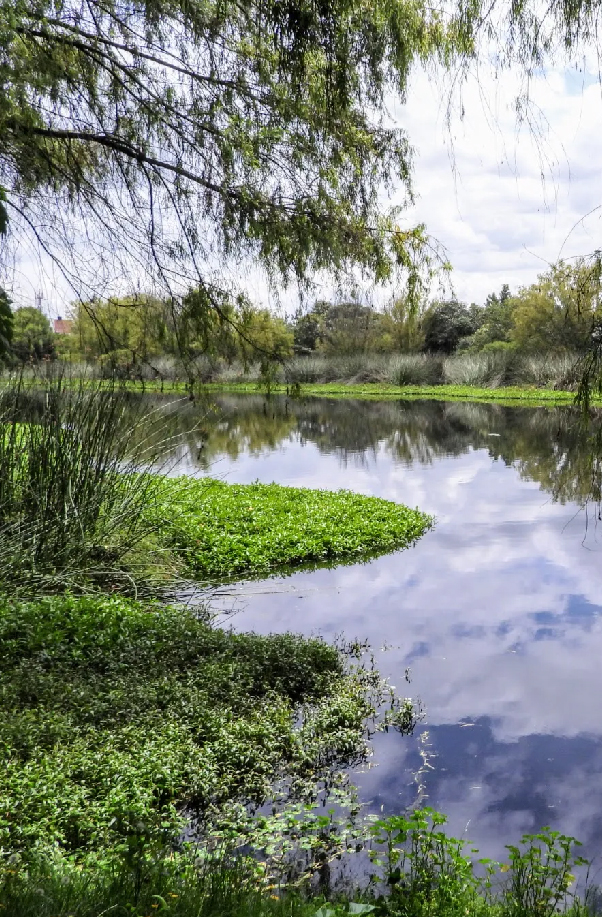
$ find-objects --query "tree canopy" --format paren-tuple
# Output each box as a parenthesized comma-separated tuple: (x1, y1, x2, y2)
(422, 300, 477, 353)
(66, 293, 292, 377)
(0, 0, 458, 306)
(510, 261, 602, 354)
(11, 307, 55, 361)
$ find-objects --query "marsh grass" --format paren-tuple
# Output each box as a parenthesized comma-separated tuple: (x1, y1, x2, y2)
(19, 351, 581, 392)
(0, 373, 176, 593)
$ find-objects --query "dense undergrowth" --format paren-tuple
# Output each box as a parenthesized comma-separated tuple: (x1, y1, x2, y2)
(153, 478, 432, 580)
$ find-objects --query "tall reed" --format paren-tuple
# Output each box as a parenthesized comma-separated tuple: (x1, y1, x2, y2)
(0, 373, 167, 592)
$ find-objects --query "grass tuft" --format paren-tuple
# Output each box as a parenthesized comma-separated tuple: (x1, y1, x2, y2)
(0, 374, 168, 593)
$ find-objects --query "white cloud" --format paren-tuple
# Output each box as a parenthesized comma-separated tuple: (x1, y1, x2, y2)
(395, 62, 602, 302)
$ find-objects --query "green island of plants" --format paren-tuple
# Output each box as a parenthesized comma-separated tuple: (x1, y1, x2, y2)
(153, 478, 432, 580)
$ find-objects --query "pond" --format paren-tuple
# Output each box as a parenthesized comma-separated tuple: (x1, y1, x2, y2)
(149, 392, 602, 865)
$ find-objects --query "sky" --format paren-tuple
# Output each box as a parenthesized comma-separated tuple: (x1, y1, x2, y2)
(8, 57, 602, 317)
(390, 60, 602, 305)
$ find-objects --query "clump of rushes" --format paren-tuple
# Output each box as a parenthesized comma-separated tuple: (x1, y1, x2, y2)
(0, 594, 417, 862)
(0, 374, 165, 593)
(153, 478, 433, 580)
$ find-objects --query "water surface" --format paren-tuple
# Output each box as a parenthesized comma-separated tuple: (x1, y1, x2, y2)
(151, 393, 602, 865)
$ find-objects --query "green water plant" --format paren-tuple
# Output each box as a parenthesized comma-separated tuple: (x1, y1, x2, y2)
(0, 593, 417, 863)
(367, 808, 489, 917)
(501, 828, 587, 917)
(153, 478, 433, 580)
(367, 811, 588, 917)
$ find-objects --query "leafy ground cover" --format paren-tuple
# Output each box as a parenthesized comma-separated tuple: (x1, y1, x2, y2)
(152, 478, 433, 580)
(0, 808, 590, 917)
(0, 593, 416, 863)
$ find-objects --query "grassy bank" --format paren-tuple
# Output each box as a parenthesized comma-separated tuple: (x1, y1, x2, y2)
(193, 381, 589, 407)
(5, 351, 592, 407)
(153, 478, 432, 580)
(39, 376, 592, 407)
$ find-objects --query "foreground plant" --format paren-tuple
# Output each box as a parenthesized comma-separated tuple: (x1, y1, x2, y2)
(0, 374, 173, 592)
(0, 593, 418, 863)
(0, 808, 591, 917)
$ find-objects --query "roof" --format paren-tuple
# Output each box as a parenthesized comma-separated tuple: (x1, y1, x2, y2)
(53, 318, 73, 334)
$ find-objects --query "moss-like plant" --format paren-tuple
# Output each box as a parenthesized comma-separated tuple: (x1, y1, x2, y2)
(0, 594, 417, 862)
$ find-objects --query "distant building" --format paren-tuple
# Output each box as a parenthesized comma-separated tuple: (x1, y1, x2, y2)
(53, 317, 73, 334)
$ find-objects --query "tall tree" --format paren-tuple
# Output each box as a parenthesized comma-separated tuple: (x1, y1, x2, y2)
(422, 300, 477, 353)
(511, 261, 602, 354)
(11, 307, 55, 361)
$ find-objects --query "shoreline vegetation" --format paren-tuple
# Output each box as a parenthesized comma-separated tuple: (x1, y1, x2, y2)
(9, 375, 593, 407)
(185, 381, 588, 407)
(0, 378, 433, 591)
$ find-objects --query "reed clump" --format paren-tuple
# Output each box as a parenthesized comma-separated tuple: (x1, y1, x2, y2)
(0, 373, 165, 593)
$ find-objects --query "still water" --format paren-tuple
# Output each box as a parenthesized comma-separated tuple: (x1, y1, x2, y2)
(154, 393, 602, 865)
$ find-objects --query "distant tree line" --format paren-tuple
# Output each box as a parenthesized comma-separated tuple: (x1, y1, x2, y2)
(1, 259, 601, 373)
(293, 260, 602, 358)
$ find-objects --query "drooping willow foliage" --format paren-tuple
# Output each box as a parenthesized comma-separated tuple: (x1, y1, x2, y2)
(0, 0, 457, 301)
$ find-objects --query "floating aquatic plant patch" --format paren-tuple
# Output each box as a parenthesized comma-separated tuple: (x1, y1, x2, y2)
(152, 478, 433, 580)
